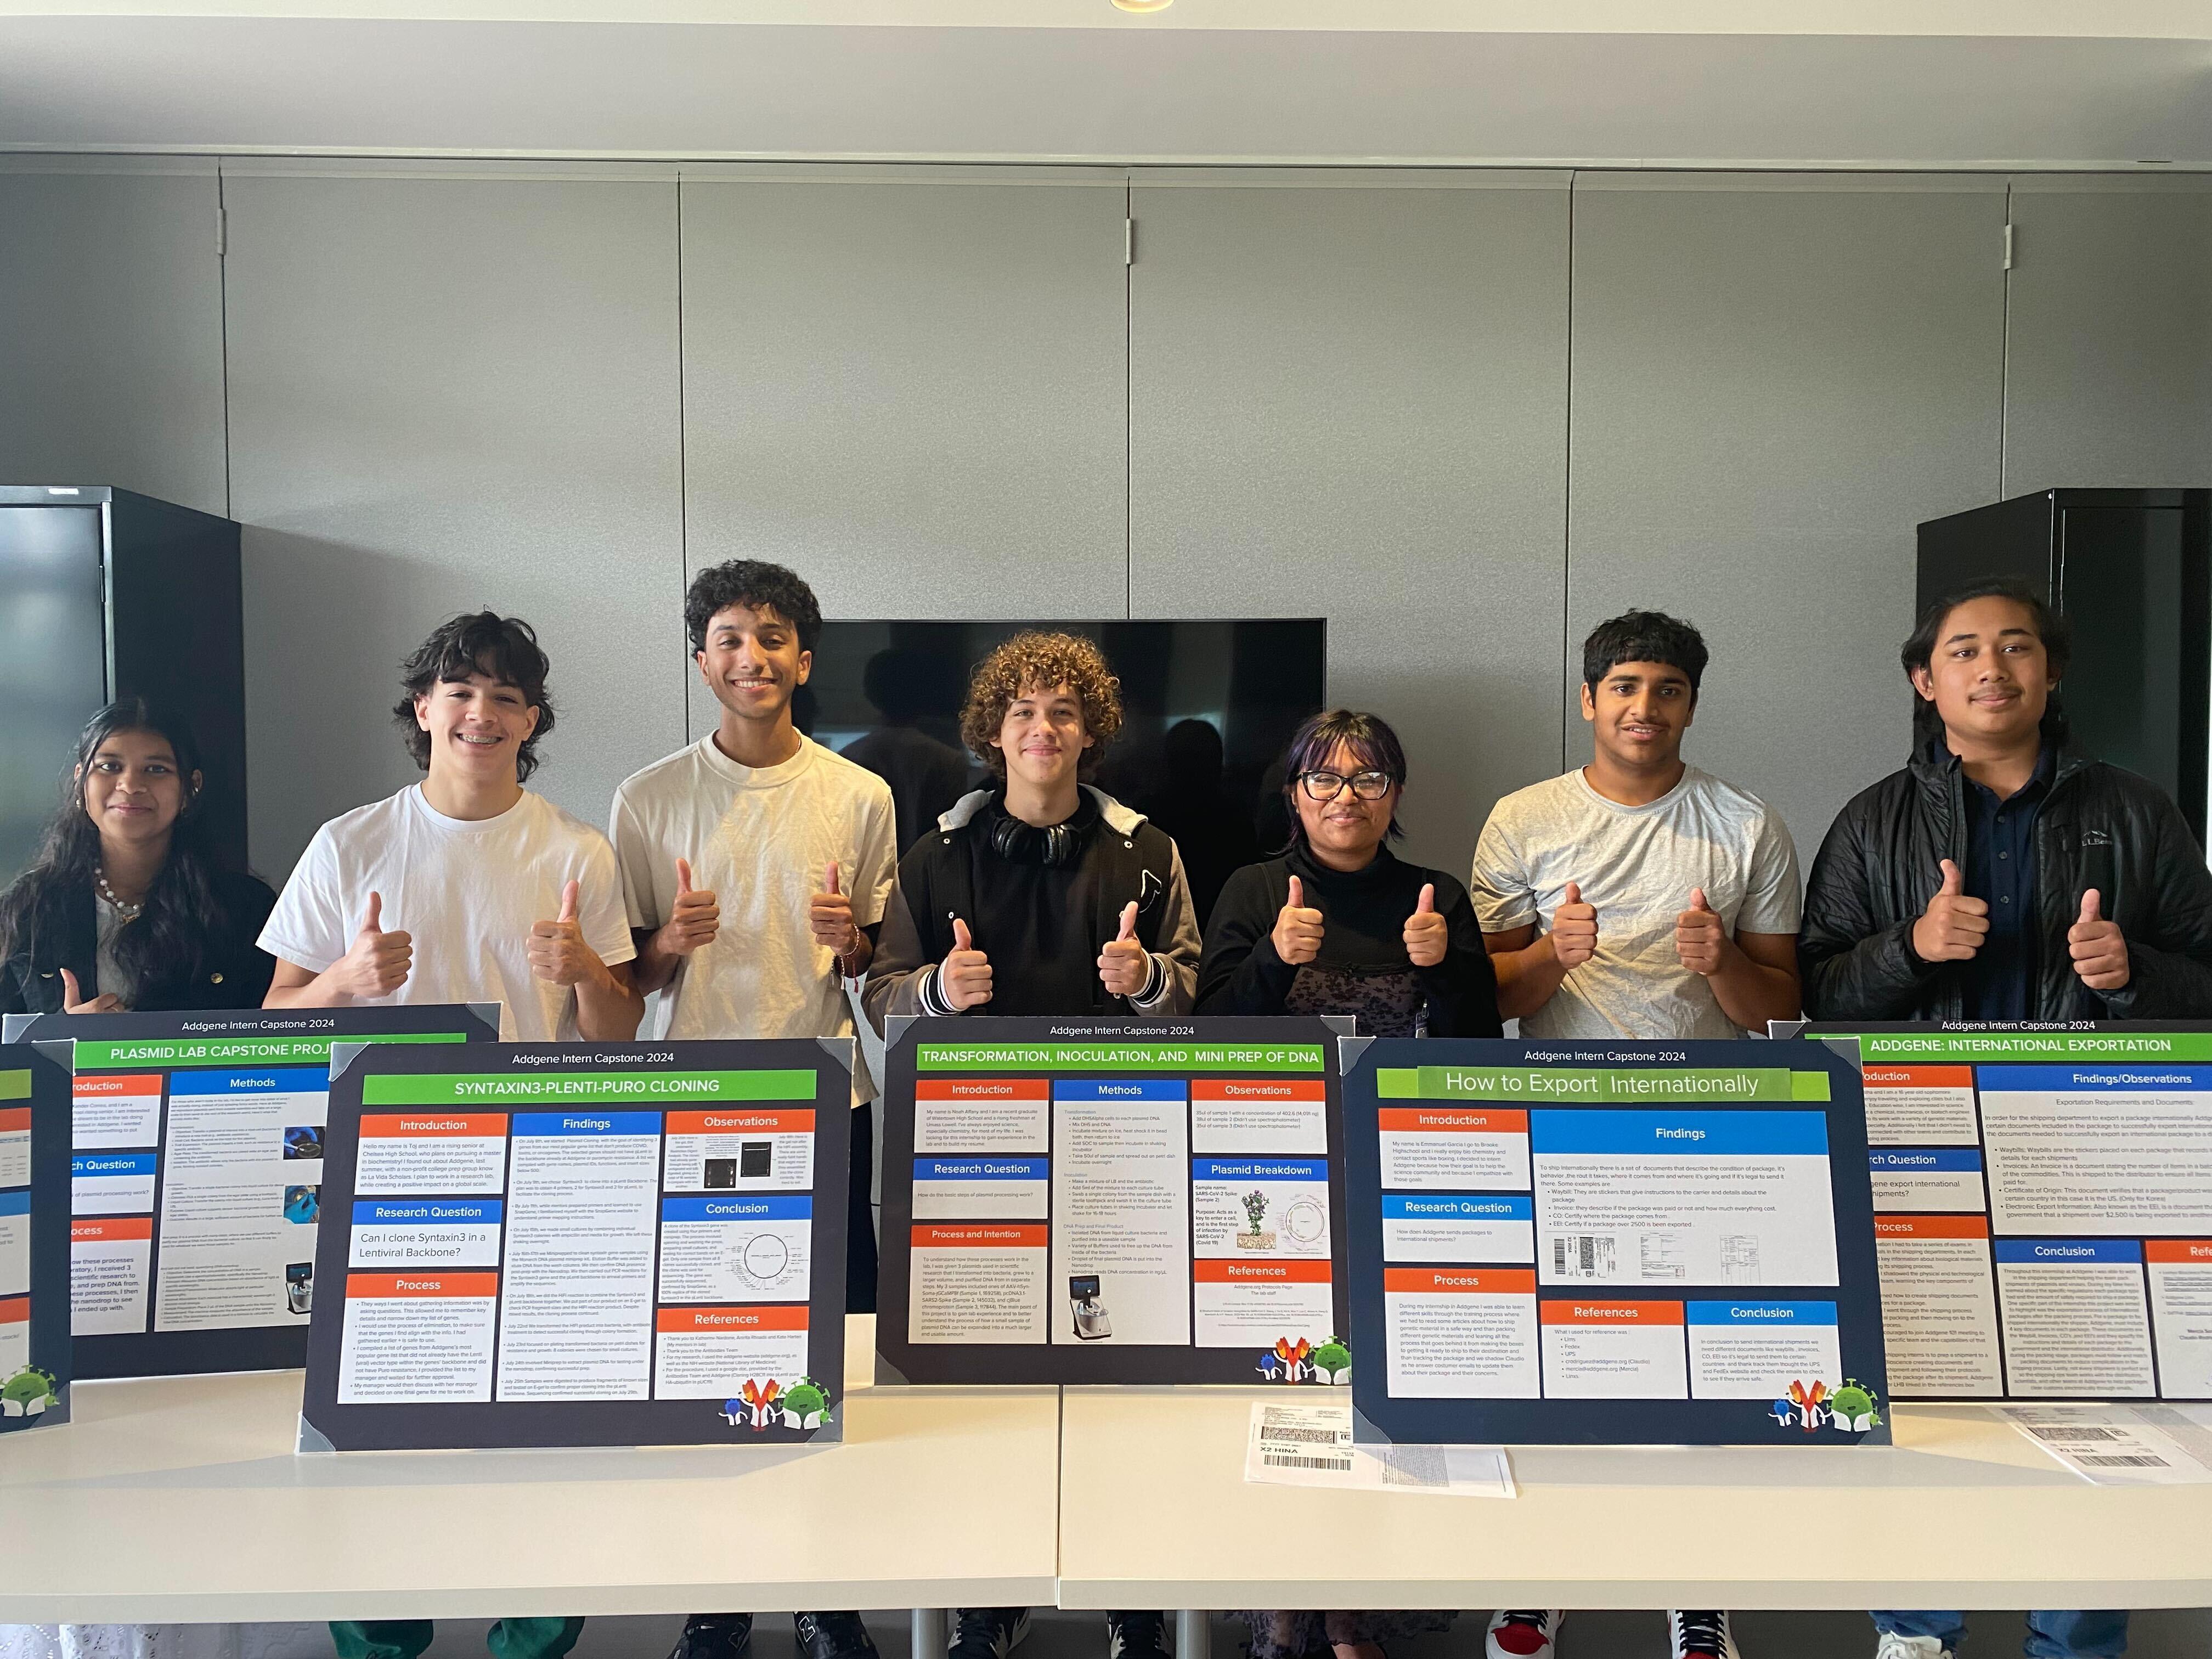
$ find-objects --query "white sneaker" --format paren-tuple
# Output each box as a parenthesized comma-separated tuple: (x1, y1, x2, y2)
(1484, 1610, 1562, 1658)
(1873, 1638, 1946, 1659)
(1667, 1611, 1741, 1659)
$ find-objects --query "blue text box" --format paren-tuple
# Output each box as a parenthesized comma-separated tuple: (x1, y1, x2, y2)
(351, 1199, 503, 1225)
(1531, 1110, 1830, 1157)
(1869, 1149, 1983, 1171)
(916, 1158, 1048, 1181)
(1979, 1065, 2212, 1092)
(1192, 1158, 1327, 1181)
(661, 1195, 813, 1222)
(1686, 1300, 1838, 1325)
(1383, 1193, 1533, 1221)
(511, 1111, 662, 1136)
(1053, 1079, 1188, 1102)
(1994, 1239, 2143, 1265)
(170, 1067, 329, 1094)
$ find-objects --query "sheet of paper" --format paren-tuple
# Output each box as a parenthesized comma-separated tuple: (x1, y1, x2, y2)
(1242, 1402, 1515, 1497)
(2000, 1403, 2212, 1485)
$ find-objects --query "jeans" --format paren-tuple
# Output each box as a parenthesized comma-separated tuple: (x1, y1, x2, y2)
(329, 1620, 586, 1659)
(1870, 1611, 2128, 1657)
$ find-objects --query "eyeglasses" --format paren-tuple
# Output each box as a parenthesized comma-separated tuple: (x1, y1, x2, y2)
(1299, 769, 1395, 802)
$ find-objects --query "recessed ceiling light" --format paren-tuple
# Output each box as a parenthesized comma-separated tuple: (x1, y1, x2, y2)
(1112, 0, 1174, 12)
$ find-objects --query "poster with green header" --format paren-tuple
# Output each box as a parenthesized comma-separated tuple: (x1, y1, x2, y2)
(1795, 1020, 2212, 1402)
(3, 1004, 496, 1379)
(300, 1036, 851, 1451)
(876, 1014, 1353, 1385)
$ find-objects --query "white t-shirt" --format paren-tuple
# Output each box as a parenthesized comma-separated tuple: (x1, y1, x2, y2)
(259, 785, 635, 1041)
(1468, 765, 1803, 1040)
(609, 733, 896, 1068)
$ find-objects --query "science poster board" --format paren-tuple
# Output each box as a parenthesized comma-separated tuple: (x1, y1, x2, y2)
(300, 1037, 851, 1451)
(876, 1015, 1354, 1386)
(0, 1042, 71, 1432)
(2, 1005, 498, 1379)
(1342, 1036, 1891, 1446)
(1799, 1022, 2212, 1402)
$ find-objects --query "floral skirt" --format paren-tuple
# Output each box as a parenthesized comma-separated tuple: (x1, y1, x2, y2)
(1231, 1611, 1455, 1659)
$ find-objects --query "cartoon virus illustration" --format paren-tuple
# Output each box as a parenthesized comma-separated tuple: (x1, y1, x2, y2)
(782, 1375, 833, 1430)
(1829, 1379, 1882, 1433)
(0, 1366, 57, 1419)
(1311, 1336, 1352, 1385)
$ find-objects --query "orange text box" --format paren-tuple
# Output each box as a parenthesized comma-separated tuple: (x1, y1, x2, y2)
(1192, 1079, 1327, 1102)
(0, 1108, 28, 1135)
(916, 1079, 1051, 1101)
(665, 1108, 815, 1135)
(2147, 1240, 2212, 1264)
(74, 1074, 163, 1099)
(1385, 1266, 1537, 1295)
(655, 1305, 809, 1333)
(360, 1113, 507, 1138)
(1540, 1299, 1684, 1325)
(72, 1217, 153, 1243)
(1193, 1259, 1333, 1284)
(1875, 1214, 1991, 1239)
(912, 1223, 1048, 1249)
(0, 1297, 26, 1324)
(1378, 1107, 1528, 1133)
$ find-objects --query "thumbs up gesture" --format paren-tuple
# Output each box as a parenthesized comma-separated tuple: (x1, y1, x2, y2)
(940, 917, 994, 1010)
(1098, 900, 1150, 997)
(2068, 887, 2131, 991)
(337, 891, 413, 998)
(528, 879, 593, 986)
(1402, 882, 1448, 968)
(1272, 874, 1326, 966)
(809, 859, 860, 958)
(1911, 858, 1989, 963)
(656, 857, 720, 958)
(1549, 881, 1599, 968)
(58, 968, 123, 1016)
(1674, 885, 1730, 977)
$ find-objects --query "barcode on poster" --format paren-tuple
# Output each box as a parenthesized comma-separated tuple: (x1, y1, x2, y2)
(1551, 1235, 1616, 1279)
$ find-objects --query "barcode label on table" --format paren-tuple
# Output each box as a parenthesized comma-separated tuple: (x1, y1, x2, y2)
(1263, 1453, 1355, 1471)
(2075, 1454, 2171, 1468)
(2028, 1425, 2130, 1442)
(1267, 1426, 1342, 1444)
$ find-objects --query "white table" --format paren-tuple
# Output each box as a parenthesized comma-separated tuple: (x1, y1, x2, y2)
(1057, 1388, 2212, 1613)
(0, 1316, 1059, 1624)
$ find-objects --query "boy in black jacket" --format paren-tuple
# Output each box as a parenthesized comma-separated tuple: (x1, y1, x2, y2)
(1802, 578, 2212, 1027)
(863, 631, 1197, 1659)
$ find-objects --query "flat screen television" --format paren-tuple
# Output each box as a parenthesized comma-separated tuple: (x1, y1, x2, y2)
(801, 619, 1327, 927)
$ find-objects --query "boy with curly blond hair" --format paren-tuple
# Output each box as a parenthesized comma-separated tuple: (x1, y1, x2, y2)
(864, 630, 1199, 1028)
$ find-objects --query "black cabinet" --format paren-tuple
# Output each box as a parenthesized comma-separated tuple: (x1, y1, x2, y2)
(0, 486, 246, 884)
(1918, 488, 2212, 844)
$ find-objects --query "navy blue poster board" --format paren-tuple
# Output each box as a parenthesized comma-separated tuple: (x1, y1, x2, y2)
(876, 1015, 1354, 1386)
(1798, 1020, 2212, 1403)
(1342, 1036, 1891, 1446)
(3, 1005, 497, 1379)
(301, 1037, 851, 1452)
(1, 1042, 72, 1433)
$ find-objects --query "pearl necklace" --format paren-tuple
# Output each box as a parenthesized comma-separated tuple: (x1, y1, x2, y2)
(95, 870, 145, 922)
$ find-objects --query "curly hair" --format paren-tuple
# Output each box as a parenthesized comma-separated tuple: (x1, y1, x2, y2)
(392, 611, 555, 782)
(685, 560, 822, 655)
(959, 631, 1124, 777)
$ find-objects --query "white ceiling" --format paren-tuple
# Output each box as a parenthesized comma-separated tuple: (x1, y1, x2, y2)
(2, 11, 2208, 166)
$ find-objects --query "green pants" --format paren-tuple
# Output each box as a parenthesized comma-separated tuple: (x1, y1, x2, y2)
(330, 1618, 586, 1659)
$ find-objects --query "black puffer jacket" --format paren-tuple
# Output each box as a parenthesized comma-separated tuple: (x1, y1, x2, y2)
(1800, 746, 2212, 1022)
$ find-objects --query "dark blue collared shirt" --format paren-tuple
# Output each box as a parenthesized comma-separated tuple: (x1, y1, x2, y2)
(1957, 743, 2057, 1021)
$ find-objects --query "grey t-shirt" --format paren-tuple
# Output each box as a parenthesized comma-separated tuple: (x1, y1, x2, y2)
(1468, 765, 1802, 1039)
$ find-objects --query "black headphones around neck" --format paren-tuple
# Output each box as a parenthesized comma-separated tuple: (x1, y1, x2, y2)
(990, 812, 1082, 867)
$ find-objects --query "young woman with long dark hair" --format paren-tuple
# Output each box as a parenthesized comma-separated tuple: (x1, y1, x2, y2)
(0, 698, 275, 1015)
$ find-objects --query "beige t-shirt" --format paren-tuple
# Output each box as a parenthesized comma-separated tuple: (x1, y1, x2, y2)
(1468, 765, 1802, 1039)
(610, 733, 896, 1081)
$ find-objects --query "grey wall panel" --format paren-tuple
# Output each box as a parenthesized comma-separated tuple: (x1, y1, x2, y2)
(0, 160, 228, 516)
(2004, 177, 2212, 495)
(679, 165, 1130, 735)
(223, 162, 686, 881)
(1567, 175, 2007, 871)
(1129, 172, 1571, 878)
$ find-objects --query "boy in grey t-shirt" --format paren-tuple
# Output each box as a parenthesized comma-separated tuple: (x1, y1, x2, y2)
(1467, 611, 1802, 1659)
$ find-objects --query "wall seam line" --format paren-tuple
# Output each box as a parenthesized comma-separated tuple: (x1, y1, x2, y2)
(676, 170, 692, 745)
(1997, 177, 2014, 501)
(1124, 169, 1135, 622)
(216, 158, 234, 520)
(1560, 171, 1578, 776)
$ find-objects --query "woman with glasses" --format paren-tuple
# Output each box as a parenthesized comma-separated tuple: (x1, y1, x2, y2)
(1200, 709, 1488, 1659)
(1198, 708, 1500, 1041)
